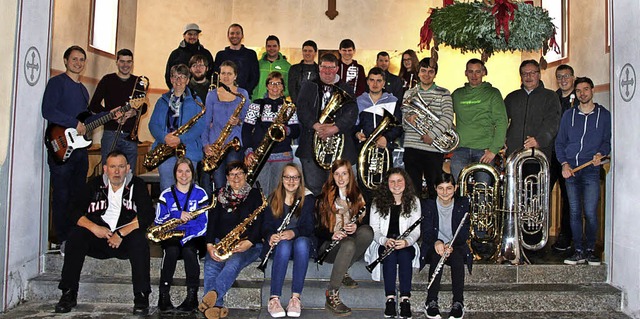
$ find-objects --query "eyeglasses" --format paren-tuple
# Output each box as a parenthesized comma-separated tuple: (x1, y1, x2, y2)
(192, 64, 207, 69)
(228, 172, 246, 178)
(171, 75, 188, 81)
(521, 71, 540, 77)
(319, 65, 337, 70)
(268, 82, 283, 87)
(283, 175, 301, 181)
(556, 74, 573, 80)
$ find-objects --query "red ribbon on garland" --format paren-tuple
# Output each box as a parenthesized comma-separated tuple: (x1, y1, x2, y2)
(418, 14, 433, 50)
(491, 0, 518, 43)
(548, 26, 561, 54)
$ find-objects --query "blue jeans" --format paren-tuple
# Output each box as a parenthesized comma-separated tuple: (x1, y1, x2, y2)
(211, 149, 243, 191)
(270, 236, 311, 296)
(380, 246, 415, 297)
(157, 156, 178, 191)
(565, 165, 601, 252)
(48, 149, 88, 242)
(203, 243, 262, 307)
(451, 147, 492, 183)
(101, 130, 138, 174)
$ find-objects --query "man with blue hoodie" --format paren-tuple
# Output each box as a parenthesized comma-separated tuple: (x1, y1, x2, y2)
(555, 77, 611, 266)
(451, 59, 508, 182)
(252, 35, 291, 100)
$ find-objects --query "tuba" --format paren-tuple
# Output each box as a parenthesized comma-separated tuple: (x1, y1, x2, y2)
(212, 186, 268, 260)
(402, 90, 459, 153)
(202, 83, 246, 172)
(147, 199, 217, 242)
(357, 109, 400, 190)
(458, 162, 502, 260)
(143, 99, 206, 170)
(246, 97, 296, 185)
(313, 85, 353, 170)
(496, 147, 550, 264)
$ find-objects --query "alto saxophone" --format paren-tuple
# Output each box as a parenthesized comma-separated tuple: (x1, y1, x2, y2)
(357, 109, 400, 190)
(212, 187, 268, 260)
(143, 100, 206, 170)
(402, 90, 459, 153)
(246, 97, 296, 185)
(147, 199, 217, 242)
(202, 83, 246, 172)
(313, 85, 353, 170)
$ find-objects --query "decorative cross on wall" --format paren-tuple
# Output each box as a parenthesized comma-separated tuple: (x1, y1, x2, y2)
(326, 0, 338, 20)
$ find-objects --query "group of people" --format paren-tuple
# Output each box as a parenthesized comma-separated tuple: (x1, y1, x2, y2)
(40, 21, 610, 319)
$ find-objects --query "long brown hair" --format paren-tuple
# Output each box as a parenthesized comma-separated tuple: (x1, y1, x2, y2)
(268, 163, 306, 219)
(316, 159, 364, 229)
(398, 49, 419, 77)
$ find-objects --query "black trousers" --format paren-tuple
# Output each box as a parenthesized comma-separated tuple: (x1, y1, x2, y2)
(159, 237, 204, 291)
(58, 227, 151, 295)
(403, 147, 444, 199)
(426, 247, 466, 304)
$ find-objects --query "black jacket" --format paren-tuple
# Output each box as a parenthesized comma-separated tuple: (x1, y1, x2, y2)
(165, 40, 215, 88)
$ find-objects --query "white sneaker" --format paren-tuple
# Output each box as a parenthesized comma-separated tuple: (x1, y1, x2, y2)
(286, 296, 301, 317)
(268, 297, 286, 318)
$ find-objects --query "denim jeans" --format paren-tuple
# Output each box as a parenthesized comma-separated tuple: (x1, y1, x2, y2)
(565, 165, 601, 251)
(254, 160, 290, 197)
(270, 236, 311, 296)
(380, 246, 415, 297)
(211, 149, 243, 191)
(48, 149, 88, 242)
(101, 130, 138, 174)
(203, 243, 262, 307)
(450, 147, 492, 183)
(158, 157, 178, 191)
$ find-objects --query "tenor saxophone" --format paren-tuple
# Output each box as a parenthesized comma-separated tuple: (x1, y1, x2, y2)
(147, 199, 217, 242)
(246, 97, 296, 185)
(202, 83, 246, 172)
(143, 100, 206, 170)
(212, 187, 268, 260)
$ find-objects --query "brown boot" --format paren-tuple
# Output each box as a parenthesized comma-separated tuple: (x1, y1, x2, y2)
(325, 289, 351, 316)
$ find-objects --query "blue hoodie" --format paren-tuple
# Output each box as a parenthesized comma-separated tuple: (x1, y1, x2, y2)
(555, 103, 611, 167)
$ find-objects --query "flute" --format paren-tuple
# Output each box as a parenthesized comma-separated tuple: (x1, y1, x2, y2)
(316, 206, 366, 265)
(257, 197, 301, 272)
(366, 215, 424, 273)
(426, 212, 469, 290)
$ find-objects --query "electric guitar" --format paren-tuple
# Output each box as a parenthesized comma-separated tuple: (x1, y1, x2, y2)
(44, 97, 147, 163)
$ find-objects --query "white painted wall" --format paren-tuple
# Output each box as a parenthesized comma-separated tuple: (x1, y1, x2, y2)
(610, 0, 640, 317)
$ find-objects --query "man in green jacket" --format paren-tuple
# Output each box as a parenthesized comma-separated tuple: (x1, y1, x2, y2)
(252, 35, 291, 99)
(450, 58, 508, 182)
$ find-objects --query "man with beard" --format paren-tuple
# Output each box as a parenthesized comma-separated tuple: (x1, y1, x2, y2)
(288, 40, 319, 103)
(89, 49, 147, 174)
(188, 54, 211, 104)
(165, 23, 214, 88)
(214, 23, 260, 95)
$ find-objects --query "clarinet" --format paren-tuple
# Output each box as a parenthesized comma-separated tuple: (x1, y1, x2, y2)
(426, 212, 470, 290)
(257, 197, 302, 272)
(366, 215, 424, 273)
(316, 206, 366, 265)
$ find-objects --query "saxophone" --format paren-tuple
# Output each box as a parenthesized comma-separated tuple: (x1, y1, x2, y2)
(357, 109, 400, 190)
(202, 83, 246, 172)
(147, 199, 217, 242)
(313, 85, 353, 170)
(143, 100, 206, 170)
(402, 90, 459, 153)
(246, 97, 297, 185)
(212, 187, 268, 260)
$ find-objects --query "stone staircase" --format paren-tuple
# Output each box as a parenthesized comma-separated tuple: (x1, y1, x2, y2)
(28, 252, 630, 318)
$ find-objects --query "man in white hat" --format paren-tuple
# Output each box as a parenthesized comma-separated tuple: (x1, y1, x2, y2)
(165, 23, 214, 88)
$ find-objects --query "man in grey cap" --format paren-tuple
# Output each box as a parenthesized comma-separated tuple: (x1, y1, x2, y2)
(165, 23, 215, 88)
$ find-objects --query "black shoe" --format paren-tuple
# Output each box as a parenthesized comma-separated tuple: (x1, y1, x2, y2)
(424, 300, 441, 319)
(54, 289, 77, 313)
(176, 287, 198, 312)
(384, 298, 397, 318)
(448, 301, 464, 319)
(342, 274, 358, 288)
(157, 290, 174, 313)
(585, 250, 601, 266)
(552, 235, 571, 251)
(564, 250, 586, 265)
(399, 299, 412, 319)
(133, 292, 150, 315)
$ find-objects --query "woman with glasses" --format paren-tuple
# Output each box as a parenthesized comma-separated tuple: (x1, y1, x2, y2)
(201, 60, 250, 194)
(149, 63, 206, 190)
(242, 72, 300, 195)
(315, 159, 373, 316)
(154, 158, 208, 313)
(199, 161, 264, 319)
(398, 49, 419, 93)
(261, 163, 314, 318)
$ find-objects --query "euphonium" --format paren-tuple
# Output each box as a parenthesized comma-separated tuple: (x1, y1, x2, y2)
(147, 199, 217, 242)
(202, 83, 246, 172)
(212, 187, 268, 260)
(143, 100, 206, 170)
(402, 90, 459, 153)
(313, 85, 353, 170)
(357, 109, 400, 190)
(496, 147, 550, 264)
(246, 97, 296, 185)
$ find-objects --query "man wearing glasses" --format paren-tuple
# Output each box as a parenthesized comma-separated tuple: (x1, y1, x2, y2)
(504, 60, 561, 160)
(295, 53, 358, 195)
(188, 54, 211, 104)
